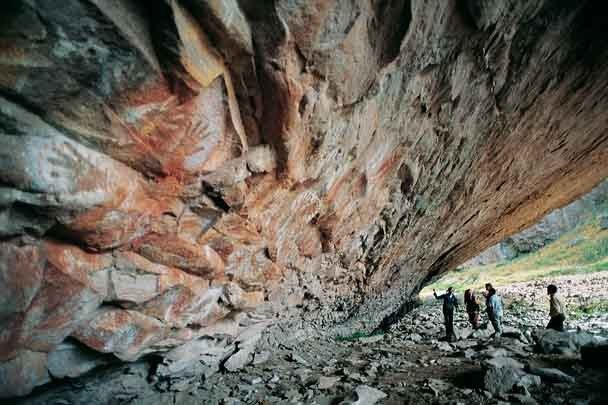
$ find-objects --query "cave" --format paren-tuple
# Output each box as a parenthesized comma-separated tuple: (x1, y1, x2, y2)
(1, 0, 607, 402)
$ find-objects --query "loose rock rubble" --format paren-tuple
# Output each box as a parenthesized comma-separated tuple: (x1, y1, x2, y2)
(18, 291, 608, 404)
(501, 272, 608, 335)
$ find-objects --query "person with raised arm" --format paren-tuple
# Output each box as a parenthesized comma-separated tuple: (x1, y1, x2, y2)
(433, 287, 459, 342)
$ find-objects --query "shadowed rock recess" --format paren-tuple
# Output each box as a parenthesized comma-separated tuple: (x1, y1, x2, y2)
(1, 0, 607, 398)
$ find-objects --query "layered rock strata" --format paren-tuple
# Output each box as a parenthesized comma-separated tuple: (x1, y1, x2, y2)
(1, 0, 608, 397)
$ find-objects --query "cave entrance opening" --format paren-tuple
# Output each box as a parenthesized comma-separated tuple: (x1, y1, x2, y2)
(418, 178, 608, 334)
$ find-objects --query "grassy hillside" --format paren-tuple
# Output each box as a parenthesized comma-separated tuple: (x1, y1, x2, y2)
(420, 216, 608, 297)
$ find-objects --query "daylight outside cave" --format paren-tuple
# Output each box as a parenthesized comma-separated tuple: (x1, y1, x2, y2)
(1, 0, 608, 404)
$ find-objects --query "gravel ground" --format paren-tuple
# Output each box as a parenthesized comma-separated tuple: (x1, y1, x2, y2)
(20, 276, 608, 405)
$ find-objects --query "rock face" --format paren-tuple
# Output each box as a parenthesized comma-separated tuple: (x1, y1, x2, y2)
(464, 180, 608, 266)
(1, 0, 608, 397)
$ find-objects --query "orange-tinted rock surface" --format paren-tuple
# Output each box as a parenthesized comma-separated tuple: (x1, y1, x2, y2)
(1, 0, 608, 398)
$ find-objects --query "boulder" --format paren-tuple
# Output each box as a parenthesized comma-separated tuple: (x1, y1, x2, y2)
(472, 327, 494, 340)
(224, 321, 270, 372)
(534, 329, 595, 355)
(502, 326, 524, 340)
(482, 357, 539, 396)
(15, 363, 154, 405)
(483, 365, 540, 396)
(0, 239, 46, 359)
(143, 287, 227, 329)
(0, 351, 49, 398)
(223, 348, 252, 372)
(17, 258, 105, 353)
(71, 308, 165, 361)
(528, 367, 575, 384)
(223, 320, 268, 372)
(351, 385, 387, 405)
(0, 239, 45, 322)
(517, 374, 543, 392)
(581, 344, 608, 368)
(479, 348, 510, 359)
(47, 341, 111, 379)
(155, 338, 233, 392)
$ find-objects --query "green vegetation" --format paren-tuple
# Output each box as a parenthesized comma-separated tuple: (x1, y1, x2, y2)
(569, 300, 608, 320)
(421, 218, 608, 296)
(582, 237, 608, 263)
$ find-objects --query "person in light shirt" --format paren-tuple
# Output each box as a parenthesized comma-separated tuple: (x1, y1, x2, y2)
(546, 284, 565, 332)
(483, 283, 503, 337)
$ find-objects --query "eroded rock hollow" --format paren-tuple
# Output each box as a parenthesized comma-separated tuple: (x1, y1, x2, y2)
(1, 0, 607, 397)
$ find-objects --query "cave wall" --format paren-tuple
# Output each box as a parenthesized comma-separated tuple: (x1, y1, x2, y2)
(1, 0, 608, 397)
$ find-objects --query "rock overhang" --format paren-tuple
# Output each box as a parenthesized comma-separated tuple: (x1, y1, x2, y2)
(1, 0, 608, 398)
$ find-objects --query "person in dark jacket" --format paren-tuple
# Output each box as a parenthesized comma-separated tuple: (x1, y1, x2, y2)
(433, 287, 459, 341)
(464, 289, 480, 329)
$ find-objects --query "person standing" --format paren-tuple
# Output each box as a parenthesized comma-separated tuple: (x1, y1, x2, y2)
(546, 284, 565, 332)
(483, 283, 493, 299)
(464, 289, 480, 329)
(433, 287, 459, 342)
(483, 284, 502, 336)
(485, 286, 503, 337)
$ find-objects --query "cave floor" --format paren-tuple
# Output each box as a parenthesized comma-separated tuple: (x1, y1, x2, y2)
(19, 279, 608, 405)
(194, 304, 608, 405)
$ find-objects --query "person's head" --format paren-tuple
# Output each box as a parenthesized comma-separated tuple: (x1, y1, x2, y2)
(447, 287, 453, 294)
(547, 284, 558, 295)
(485, 283, 493, 292)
